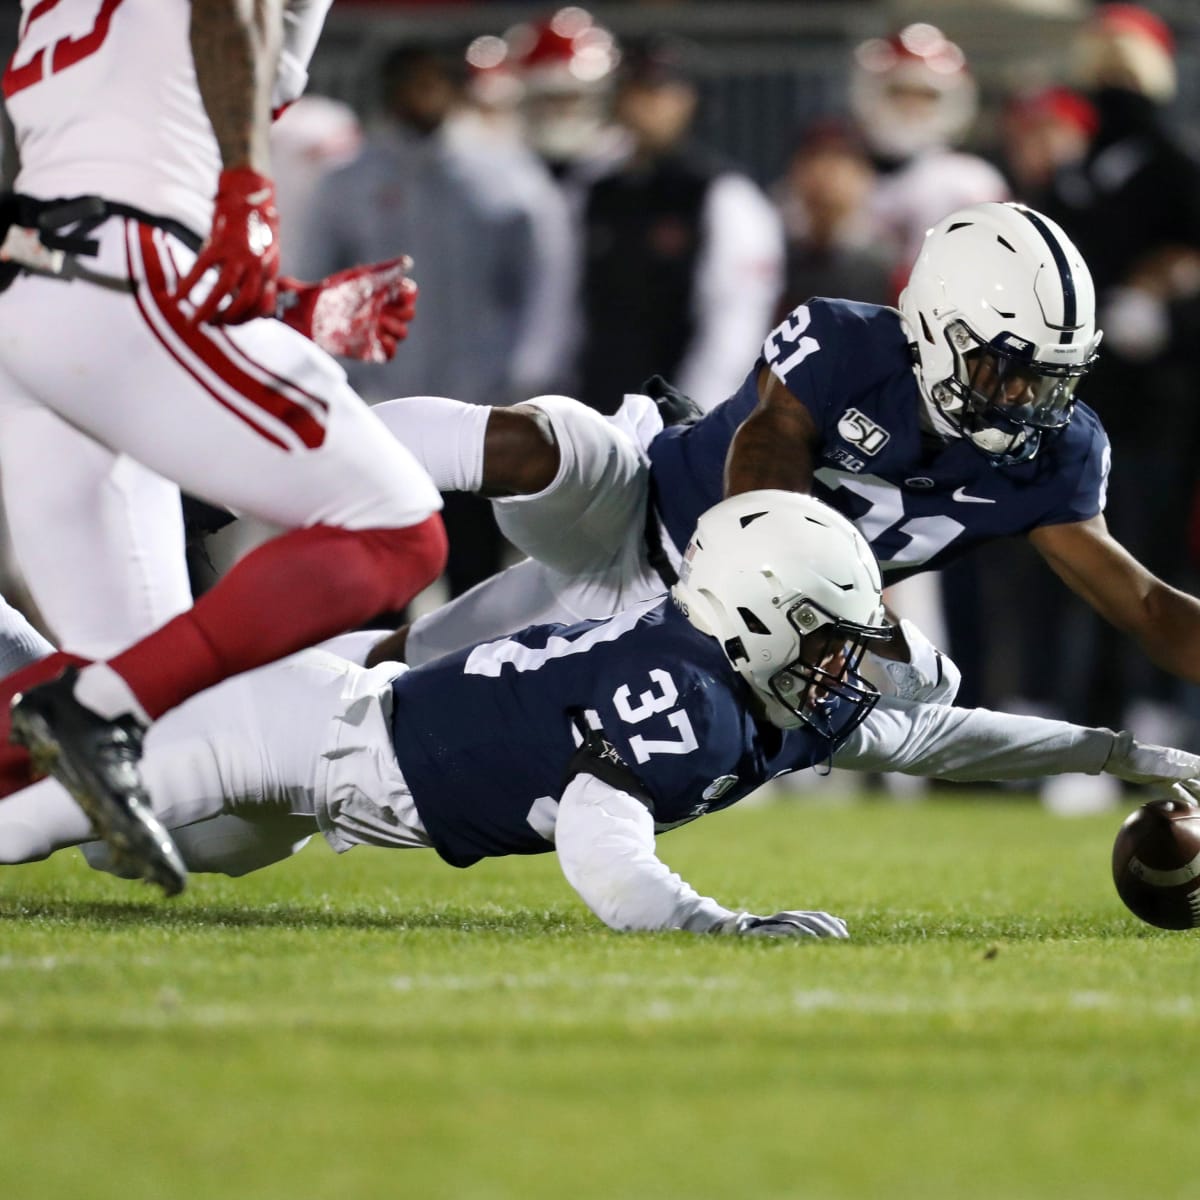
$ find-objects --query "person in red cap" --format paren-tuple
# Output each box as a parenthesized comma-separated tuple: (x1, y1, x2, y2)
(1000, 85, 1097, 202)
(849, 23, 1009, 279)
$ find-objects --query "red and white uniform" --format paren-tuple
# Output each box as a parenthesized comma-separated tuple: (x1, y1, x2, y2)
(0, 0, 441, 660)
(869, 149, 1009, 279)
(7, 0, 224, 234)
(7, 0, 325, 234)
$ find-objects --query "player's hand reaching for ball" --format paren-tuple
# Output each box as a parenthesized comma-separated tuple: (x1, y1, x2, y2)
(1103, 731, 1200, 786)
(724, 910, 850, 939)
(176, 167, 280, 325)
(277, 257, 418, 362)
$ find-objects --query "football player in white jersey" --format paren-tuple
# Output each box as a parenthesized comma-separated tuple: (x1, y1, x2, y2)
(0, 1, 447, 895)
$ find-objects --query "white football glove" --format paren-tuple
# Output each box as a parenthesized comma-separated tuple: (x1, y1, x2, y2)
(1103, 730, 1200, 785)
(722, 910, 849, 939)
(858, 618, 961, 705)
(1161, 780, 1200, 806)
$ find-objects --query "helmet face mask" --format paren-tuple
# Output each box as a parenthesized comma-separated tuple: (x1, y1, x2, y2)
(672, 491, 891, 740)
(933, 319, 1099, 464)
(900, 201, 1103, 466)
(760, 598, 887, 738)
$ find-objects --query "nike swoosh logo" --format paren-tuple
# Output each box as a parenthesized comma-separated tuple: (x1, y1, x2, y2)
(952, 486, 996, 504)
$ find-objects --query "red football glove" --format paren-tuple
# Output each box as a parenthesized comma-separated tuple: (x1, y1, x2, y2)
(176, 166, 281, 326)
(276, 256, 418, 363)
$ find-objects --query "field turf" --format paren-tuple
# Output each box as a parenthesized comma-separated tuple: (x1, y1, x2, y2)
(1, 791, 1197, 1200)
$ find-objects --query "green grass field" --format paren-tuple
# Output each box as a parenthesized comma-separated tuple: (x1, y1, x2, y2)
(2, 791, 1198, 1200)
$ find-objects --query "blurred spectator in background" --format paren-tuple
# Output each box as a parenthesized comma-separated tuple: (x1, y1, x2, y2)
(270, 95, 363, 276)
(999, 84, 1097, 206)
(294, 42, 555, 601)
(509, 6, 626, 185)
(575, 36, 783, 413)
(445, 34, 526, 153)
(503, 6, 627, 404)
(1029, 2, 1200, 787)
(445, 32, 579, 402)
(851, 23, 1009, 291)
(772, 117, 895, 313)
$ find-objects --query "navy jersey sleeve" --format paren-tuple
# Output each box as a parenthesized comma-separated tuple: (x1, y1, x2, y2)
(761, 298, 908, 436)
(1030, 402, 1111, 527)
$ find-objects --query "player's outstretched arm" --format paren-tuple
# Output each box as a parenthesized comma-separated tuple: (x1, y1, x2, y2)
(858, 616, 962, 705)
(554, 763, 847, 939)
(1030, 514, 1200, 684)
(177, 0, 284, 325)
(834, 694, 1200, 787)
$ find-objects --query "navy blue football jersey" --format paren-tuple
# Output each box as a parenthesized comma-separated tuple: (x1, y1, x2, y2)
(389, 597, 852, 868)
(648, 298, 1111, 581)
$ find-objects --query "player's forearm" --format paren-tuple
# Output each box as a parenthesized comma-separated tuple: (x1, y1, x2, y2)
(1136, 583, 1200, 683)
(555, 776, 734, 933)
(834, 696, 1116, 781)
(190, 0, 283, 172)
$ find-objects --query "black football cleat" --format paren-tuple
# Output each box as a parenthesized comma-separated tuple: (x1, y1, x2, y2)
(10, 668, 187, 897)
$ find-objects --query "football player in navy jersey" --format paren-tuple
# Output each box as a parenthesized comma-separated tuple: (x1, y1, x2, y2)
(1, 492, 1194, 920)
(364, 201, 1200, 713)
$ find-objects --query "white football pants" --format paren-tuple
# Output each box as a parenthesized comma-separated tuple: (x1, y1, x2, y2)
(0, 650, 428, 877)
(0, 217, 441, 658)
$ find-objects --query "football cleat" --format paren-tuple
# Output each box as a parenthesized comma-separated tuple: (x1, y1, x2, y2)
(10, 668, 187, 897)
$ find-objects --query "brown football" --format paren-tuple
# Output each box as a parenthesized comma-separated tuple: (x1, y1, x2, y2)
(1112, 798, 1200, 930)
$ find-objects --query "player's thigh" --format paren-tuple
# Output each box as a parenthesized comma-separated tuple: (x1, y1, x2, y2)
(139, 648, 374, 818)
(404, 550, 664, 666)
(0, 399, 191, 657)
(0, 224, 440, 532)
(492, 395, 650, 574)
(405, 558, 578, 664)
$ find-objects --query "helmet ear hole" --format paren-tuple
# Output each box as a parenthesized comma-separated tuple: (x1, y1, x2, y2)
(920, 312, 934, 345)
(737, 606, 770, 635)
(723, 636, 749, 665)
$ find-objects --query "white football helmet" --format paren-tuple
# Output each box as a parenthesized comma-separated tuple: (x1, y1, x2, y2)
(507, 7, 619, 163)
(899, 201, 1103, 465)
(672, 491, 889, 737)
(850, 24, 978, 160)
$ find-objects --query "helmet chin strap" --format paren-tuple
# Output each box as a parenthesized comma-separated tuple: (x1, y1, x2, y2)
(919, 377, 1030, 460)
(968, 424, 1027, 456)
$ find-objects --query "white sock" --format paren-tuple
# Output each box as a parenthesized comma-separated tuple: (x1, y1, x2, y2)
(0, 595, 54, 674)
(73, 662, 151, 725)
(0, 778, 94, 862)
(370, 395, 490, 492)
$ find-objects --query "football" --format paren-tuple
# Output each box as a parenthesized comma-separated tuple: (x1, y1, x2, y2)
(1111, 797, 1200, 930)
